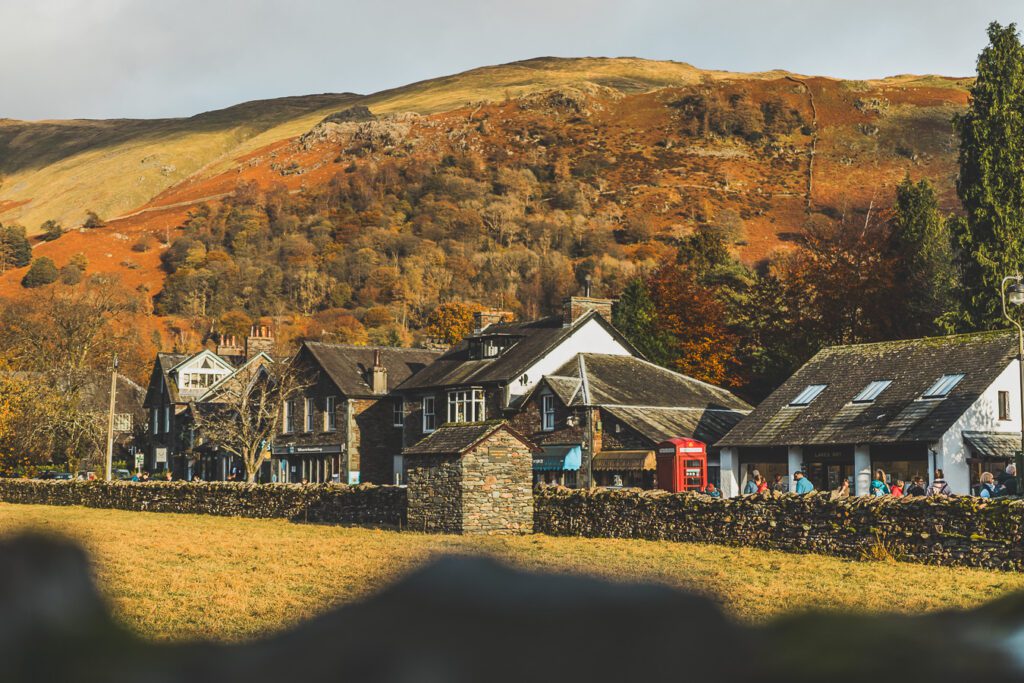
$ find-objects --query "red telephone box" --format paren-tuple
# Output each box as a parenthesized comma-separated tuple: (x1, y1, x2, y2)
(656, 438, 707, 492)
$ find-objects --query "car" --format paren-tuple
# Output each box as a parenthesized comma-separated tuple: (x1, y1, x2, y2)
(113, 469, 132, 481)
(37, 470, 72, 480)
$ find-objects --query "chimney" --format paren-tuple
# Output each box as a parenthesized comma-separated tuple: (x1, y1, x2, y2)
(217, 334, 244, 360)
(245, 325, 275, 360)
(562, 295, 615, 327)
(473, 309, 513, 334)
(371, 349, 388, 394)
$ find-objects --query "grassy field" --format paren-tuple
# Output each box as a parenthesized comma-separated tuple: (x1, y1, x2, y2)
(1, 502, 1022, 642)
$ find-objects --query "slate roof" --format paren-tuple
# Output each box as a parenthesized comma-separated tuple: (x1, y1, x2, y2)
(603, 406, 746, 446)
(143, 353, 188, 407)
(396, 311, 635, 391)
(303, 342, 442, 397)
(718, 331, 1018, 448)
(402, 420, 538, 455)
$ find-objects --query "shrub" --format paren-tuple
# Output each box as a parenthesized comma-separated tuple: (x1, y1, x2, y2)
(132, 235, 154, 252)
(59, 264, 83, 285)
(83, 210, 106, 229)
(40, 220, 64, 241)
(21, 257, 59, 288)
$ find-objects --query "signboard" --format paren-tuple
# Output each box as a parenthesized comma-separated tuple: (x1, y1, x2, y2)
(154, 447, 168, 464)
(134, 453, 144, 469)
(348, 470, 360, 485)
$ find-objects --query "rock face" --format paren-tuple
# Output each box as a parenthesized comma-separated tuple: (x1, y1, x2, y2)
(1, 533, 1023, 683)
(535, 486, 1024, 571)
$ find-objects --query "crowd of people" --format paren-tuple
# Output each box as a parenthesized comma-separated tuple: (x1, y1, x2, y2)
(704, 464, 1021, 499)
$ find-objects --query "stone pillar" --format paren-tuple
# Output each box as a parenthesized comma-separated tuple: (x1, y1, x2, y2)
(854, 444, 871, 496)
(787, 446, 803, 493)
(719, 447, 739, 498)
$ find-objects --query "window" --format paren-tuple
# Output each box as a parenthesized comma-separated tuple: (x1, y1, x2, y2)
(790, 384, 827, 406)
(448, 389, 485, 423)
(283, 399, 295, 434)
(422, 396, 436, 433)
(304, 397, 315, 432)
(325, 396, 336, 432)
(393, 399, 404, 427)
(852, 380, 892, 403)
(999, 390, 1011, 421)
(113, 413, 133, 433)
(163, 406, 170, 434)
(542, 394, 556, 431)
(151, 408, 159, 435)
(923, 374, 965, 399)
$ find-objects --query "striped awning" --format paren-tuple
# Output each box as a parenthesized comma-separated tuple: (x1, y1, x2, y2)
(533, 445, 582, 471)
(592, 450, 657, 471)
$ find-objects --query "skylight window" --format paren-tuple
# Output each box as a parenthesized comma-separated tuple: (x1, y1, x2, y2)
(852, 380, 892, 403)
(922, 374, 965, 399)
(790, 384, 827, 406)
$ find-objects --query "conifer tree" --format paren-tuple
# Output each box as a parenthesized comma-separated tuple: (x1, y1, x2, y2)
(953, 22, 1024, 329)
(612, 278, 670, 367)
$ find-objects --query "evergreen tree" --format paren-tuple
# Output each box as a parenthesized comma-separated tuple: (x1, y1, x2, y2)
(40, 220, 64, 242)
(0, 225, 32, 269)
(953, 22, 1024, 329)
(612, 278, 670, 366)
(889, 176, 957, 336)
(21, 257, 58, 288)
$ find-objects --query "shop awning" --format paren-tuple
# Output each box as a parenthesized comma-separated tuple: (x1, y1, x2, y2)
(963, 431, 1022, 459)
(592, 450, 657, 471)
(533, 445, 582, 471)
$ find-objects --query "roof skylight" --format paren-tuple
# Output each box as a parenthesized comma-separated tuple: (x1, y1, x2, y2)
(790, 384, 827, 406)
(922, 374, 965, 399)
(852, 380, 892, 403)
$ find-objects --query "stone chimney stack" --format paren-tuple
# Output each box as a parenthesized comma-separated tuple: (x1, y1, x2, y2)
(217, 334, 244, 360)
(371, 349, 388, 394)
(245, 325, 275, 360)
(473, 310, 512, 334)
(562, 296, 616, 327)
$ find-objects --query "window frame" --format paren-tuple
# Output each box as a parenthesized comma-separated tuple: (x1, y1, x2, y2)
(422, 396, 436, 433)
(162, 406, 170, 434)
(151, 408, 159, 435)
(283, 399, 295, 434)
(789, 384, 827, 407)
(999, 390, 1011, 421)
(325, 396, 337, 432)
(852, 380, 893, 404)
(541, 394, 556, 431)
(393, 399, 405, 428)
(304, 397, 315, 432)
(447, 388, 485, 424)
(922, 373, 965, 399)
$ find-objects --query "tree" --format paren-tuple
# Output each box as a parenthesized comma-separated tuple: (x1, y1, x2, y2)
(953, 22, 1024, 329)
(21, 257, 58, 288)
(191, 357, 310, 482)
(423, 301, 486, 346)
(83, 210, 106, 229)
(40, 220, 64, 241)
(612, 279, 670, 365)
(888, 176, 957, 337)
(0, 224, 32, 272)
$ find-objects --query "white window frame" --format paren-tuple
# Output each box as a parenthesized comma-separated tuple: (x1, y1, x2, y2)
(152, 408, 159, 435)
(447, 388, 485, 423)
(790, 384, 827, 406)
(999, 390, 1011, 421)
(393, 399, 404, 428)
(283, 399, 295, 434)
(923, 374, 965, 399)
(304, 397, 315, 432)
(422, 396, 436, 433)
(542, 394, 556, 431)
(852, 380, 892, 404)
(325, 396, 337, 432)
(162, 406, 170, 434)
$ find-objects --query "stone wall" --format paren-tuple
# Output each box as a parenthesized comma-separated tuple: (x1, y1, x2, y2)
(405, 453, 462, 533)
(460, 430, 534, 535)
(0, 480, 406, 527)
(534, 487, 1024, 571)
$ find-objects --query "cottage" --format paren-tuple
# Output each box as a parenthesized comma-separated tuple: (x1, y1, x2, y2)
(396, 296, 637, 486)
(512, 354, 751, 488)
(272, 342, 441, 484)
(717, 331, 1022, 497)
(404, 420, 537, 534)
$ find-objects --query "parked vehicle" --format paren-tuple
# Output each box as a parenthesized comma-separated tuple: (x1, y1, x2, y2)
(113, 469, 132, 481)
(37, 471, 72, 480)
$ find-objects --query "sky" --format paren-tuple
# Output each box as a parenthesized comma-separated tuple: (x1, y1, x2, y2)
(1, 0, 1022, 120)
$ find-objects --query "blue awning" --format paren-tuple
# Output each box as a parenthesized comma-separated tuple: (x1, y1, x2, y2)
(533, 445, 582, 471)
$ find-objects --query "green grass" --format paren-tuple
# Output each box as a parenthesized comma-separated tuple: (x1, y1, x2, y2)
(1, 502, 1021, 643)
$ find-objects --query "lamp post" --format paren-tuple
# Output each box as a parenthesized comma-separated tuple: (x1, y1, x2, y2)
(1000, 275, 1024, 493)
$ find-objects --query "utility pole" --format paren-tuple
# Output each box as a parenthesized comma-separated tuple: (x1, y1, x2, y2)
(105, 354, 118, 481)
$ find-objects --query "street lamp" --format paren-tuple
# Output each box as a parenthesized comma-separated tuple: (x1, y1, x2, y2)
(1000, 275, 1024, 493)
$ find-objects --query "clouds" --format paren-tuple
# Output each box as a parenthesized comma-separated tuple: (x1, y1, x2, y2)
(1, 0, 1021, 120)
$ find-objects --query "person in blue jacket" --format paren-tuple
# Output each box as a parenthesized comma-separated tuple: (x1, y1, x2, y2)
(743, 469, 760, 495)
(793, 470, 815, 494)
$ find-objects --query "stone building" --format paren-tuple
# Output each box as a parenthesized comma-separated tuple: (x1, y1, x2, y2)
(404, 421, 536, 535)
(510, 354, 751, 488)
(272, 342, 441, 484)
(717, 331, 1022, 497)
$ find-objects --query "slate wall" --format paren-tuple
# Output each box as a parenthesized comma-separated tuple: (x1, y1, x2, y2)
(534, 487, 1024, 571)
(0, 480, 406, 527)
(460, 430, 534, 535)
(405, 453, 462, 533)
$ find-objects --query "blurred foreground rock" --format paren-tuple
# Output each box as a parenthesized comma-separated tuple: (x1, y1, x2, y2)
(1, 534, 1021, 682)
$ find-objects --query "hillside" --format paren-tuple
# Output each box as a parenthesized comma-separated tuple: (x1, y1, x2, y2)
(0, 57, 972, 355)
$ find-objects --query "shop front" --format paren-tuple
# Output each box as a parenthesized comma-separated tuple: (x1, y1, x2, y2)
(270, 444, 342, 483)
(802, 445, 855, 492)
(592, 450, 657, 489)
(963, 432, 1019, 492)
(736, 446, 788, 492)
(532, 444, 582, 487)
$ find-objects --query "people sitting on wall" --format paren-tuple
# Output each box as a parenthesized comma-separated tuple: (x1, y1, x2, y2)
(890, 479, 904, 497)
(995, 464, 1018, 497)
(829, 478, 850, 501)
(771, 473, 786, 493)
(754, 474, 769, 494)
(927, 469, 951, 496)
(905, 476, 926, 496)
(870, 469, 891, 497)
(792, 470, 814, 494)
(702, 482, 721, 499)
(743, 469, 760, 495)
(978, 471, 997, 498)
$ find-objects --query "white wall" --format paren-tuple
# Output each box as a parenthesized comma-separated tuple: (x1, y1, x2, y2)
(507, 317, 631, 397)
(936, 360, 1021, 494)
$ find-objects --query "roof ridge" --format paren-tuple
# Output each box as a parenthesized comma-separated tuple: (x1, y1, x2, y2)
(823, 329, 1016, 353)
(581, 352, 749, 406)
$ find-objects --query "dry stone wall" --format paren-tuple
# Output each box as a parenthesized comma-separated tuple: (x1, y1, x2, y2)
(534, 487, 1024, 571)
(0, 480, 405, 527)
(406, 454, 462, 533)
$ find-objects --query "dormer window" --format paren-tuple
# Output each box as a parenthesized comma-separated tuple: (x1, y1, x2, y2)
(468, 334, 518, 360)
(923, 374, 964, 399)
(852, 380, 892, 404)
(542, 394, 555, 431)
(790, 384, 826, 406)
